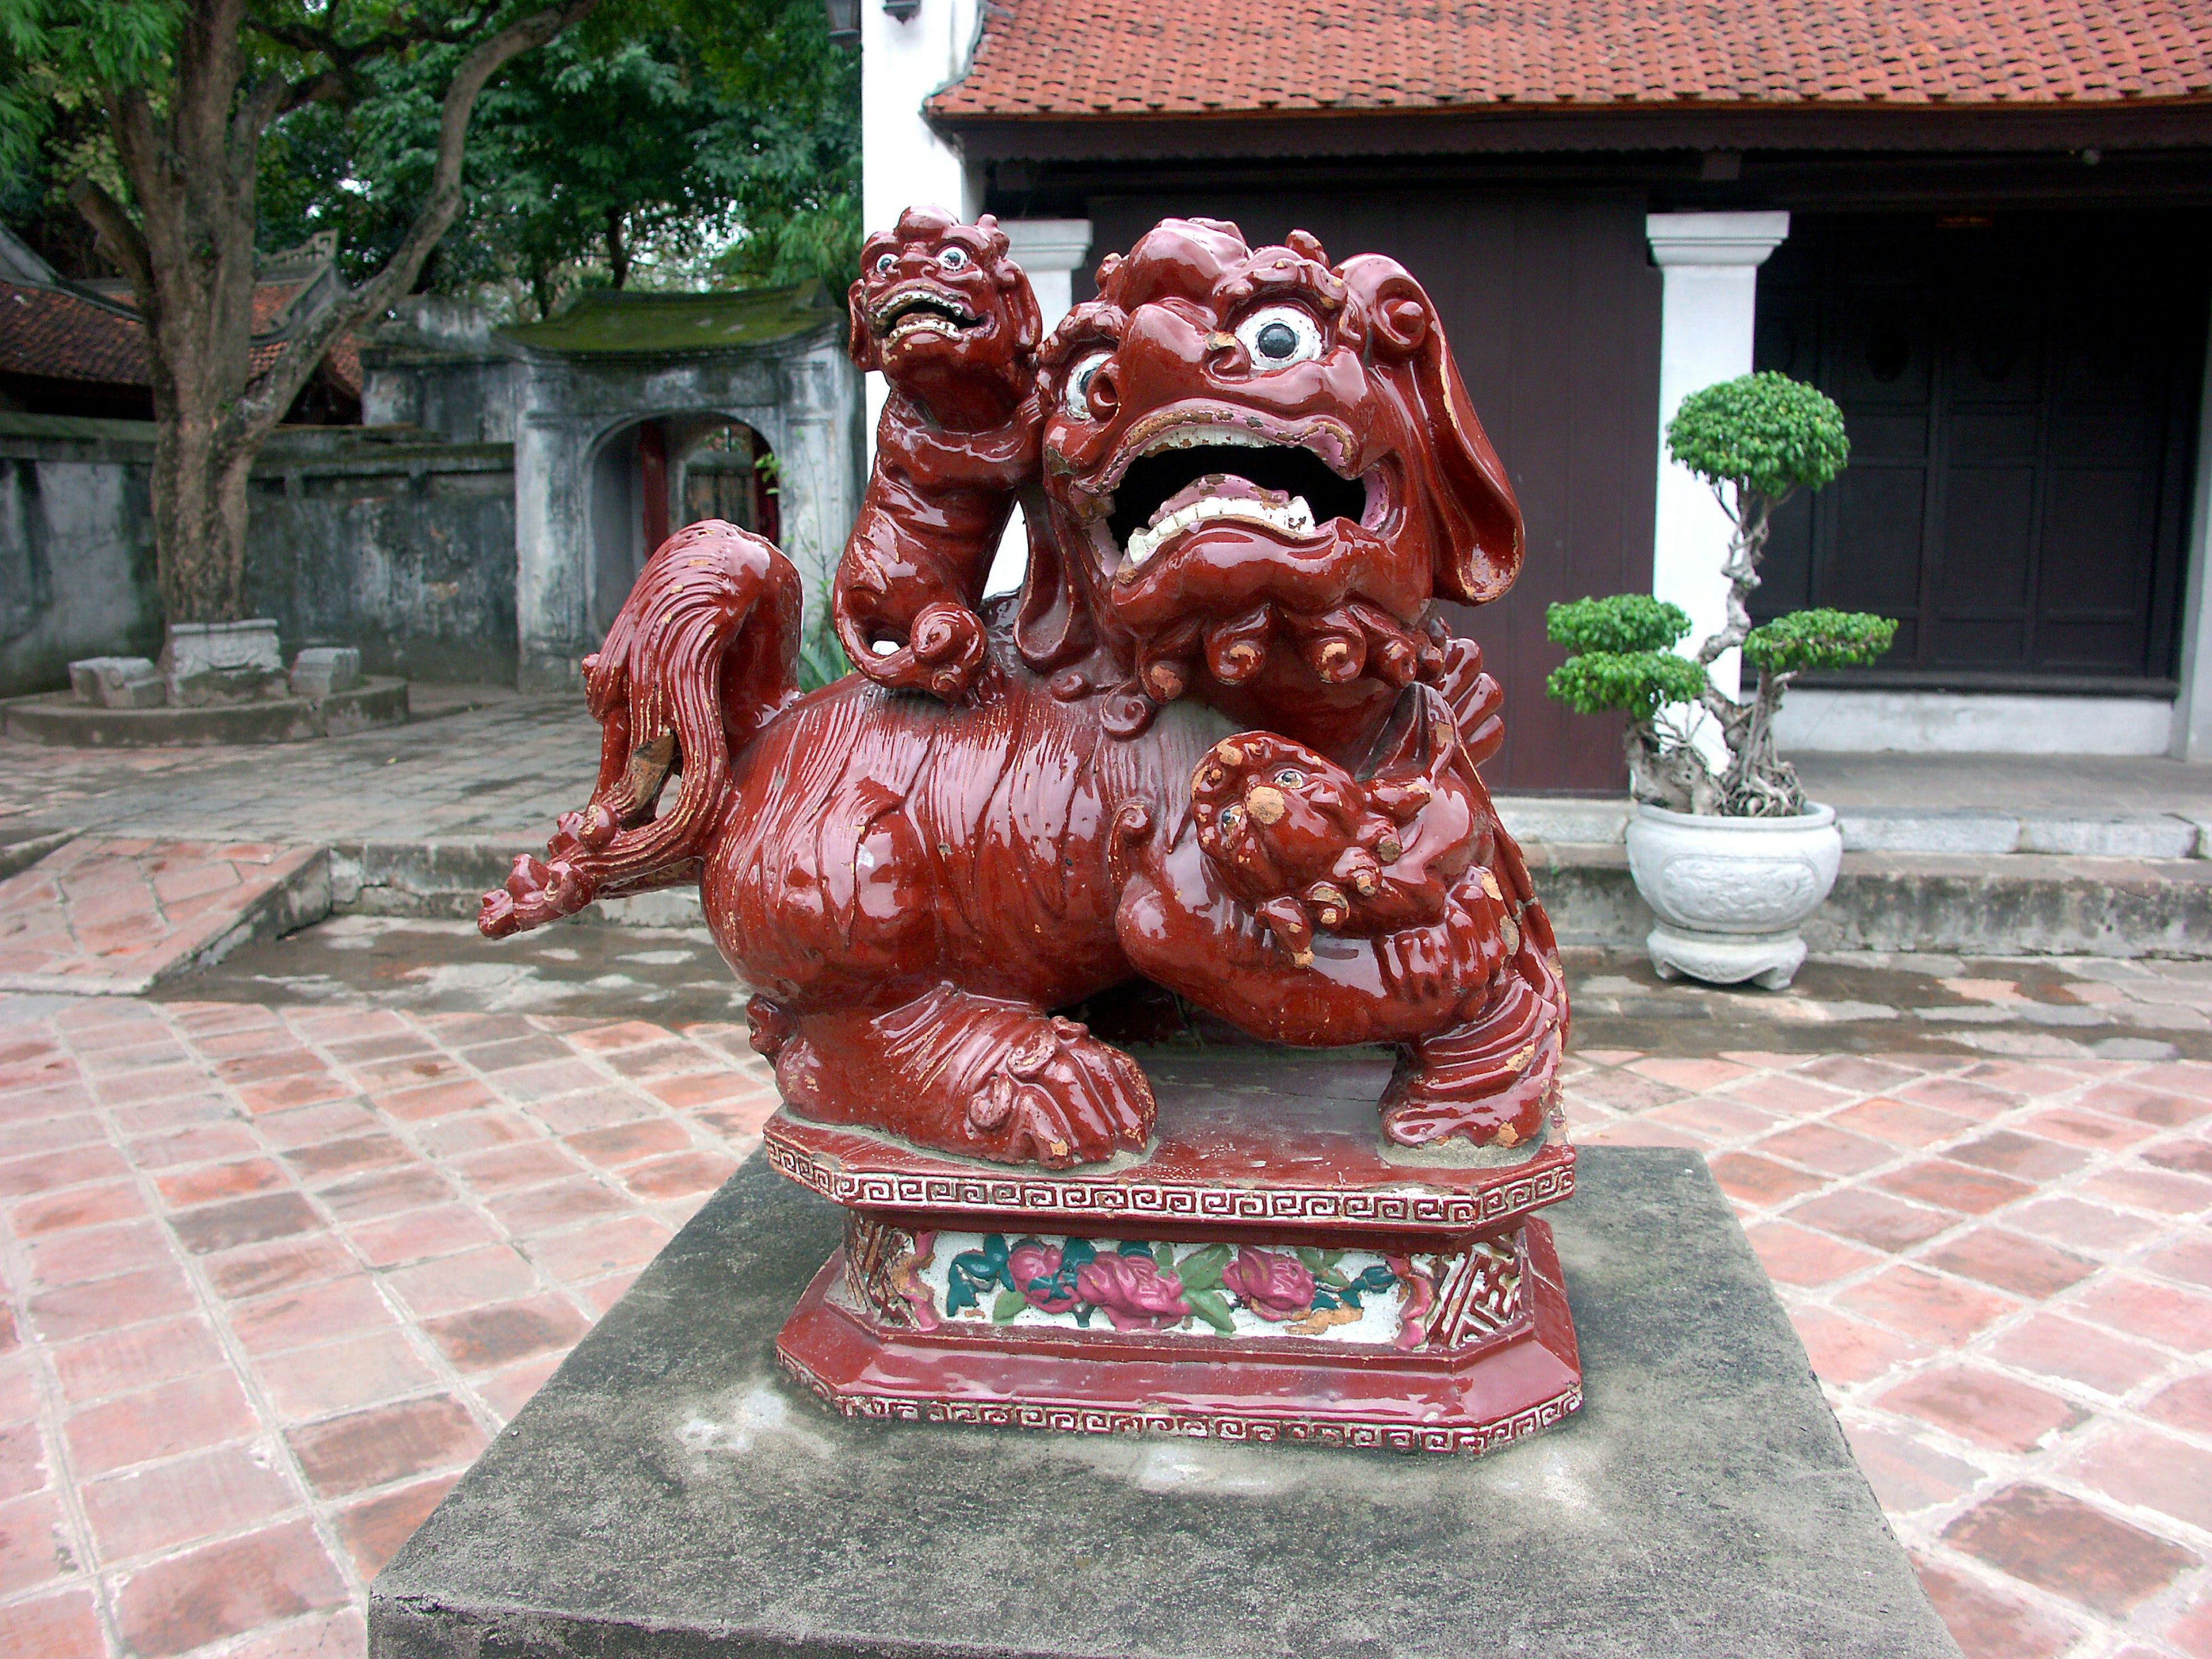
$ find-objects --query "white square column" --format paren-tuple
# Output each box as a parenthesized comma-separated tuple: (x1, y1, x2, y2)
(984, 219, 1093, 594)
(1646, 211, 1791, 701)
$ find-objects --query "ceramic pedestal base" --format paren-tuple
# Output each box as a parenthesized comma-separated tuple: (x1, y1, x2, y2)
(766, 1048, 1581, 1453)
(1647, 922, 1806, 990)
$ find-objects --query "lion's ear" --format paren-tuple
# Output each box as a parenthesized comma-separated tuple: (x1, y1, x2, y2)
(999, 257, 1044, 357)
(1339, 256, 1523, 606)
(846, 279, 880, 373)
(1013, 493, 1094, 672)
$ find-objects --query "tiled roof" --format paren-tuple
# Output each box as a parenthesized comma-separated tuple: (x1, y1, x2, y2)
(0, 282, 146, 385)
(0, 277, 358, 398)
(931, 0, 2212, 119)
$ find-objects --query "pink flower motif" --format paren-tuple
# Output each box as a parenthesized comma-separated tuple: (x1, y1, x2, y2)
(1221, 1247, 1316, 1321)
(1075, 1252, 1189, 1331)
(1009, 1241, 1080, 1314)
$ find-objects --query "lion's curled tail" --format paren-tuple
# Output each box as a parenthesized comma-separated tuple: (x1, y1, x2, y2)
(480, 521, 803, 938)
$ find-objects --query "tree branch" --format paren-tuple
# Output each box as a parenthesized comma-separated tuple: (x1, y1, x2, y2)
(66, 177, 154, 305)
(220, 0, 604, 450)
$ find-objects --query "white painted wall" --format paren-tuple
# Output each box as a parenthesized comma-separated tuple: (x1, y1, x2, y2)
(1774, 690, 2177, 756)
(860, 0, 982, 445)
(984, 219, 1092, 594)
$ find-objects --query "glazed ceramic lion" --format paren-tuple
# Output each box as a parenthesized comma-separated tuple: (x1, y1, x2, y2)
(482, 213, 1565, 1169)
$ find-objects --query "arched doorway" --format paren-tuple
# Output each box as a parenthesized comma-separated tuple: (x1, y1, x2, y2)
(589, 414, 780, 637)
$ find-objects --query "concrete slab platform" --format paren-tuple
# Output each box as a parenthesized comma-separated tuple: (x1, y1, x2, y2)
(2, 676, 408, 746)
(368, 1146, 1961, 1659)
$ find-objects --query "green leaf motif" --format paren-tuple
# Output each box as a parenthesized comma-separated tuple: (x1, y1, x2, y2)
(1175, 1243, 1232, 1293)
(1182, 1288, 1236, 1334)
(990, 1289, 1027, 1325)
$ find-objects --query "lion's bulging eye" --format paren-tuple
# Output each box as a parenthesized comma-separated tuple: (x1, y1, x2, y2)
(1219, 804, 1245, 832)
(1236, 305, 1324, 368)
(1274, 767, 1306, 788)
(1062, 351, 1112, 419)
(874, 253, 896, 275)
(937, 247, 969, 271)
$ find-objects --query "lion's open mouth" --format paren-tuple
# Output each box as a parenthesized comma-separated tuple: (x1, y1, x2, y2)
(872, 284, 981, 341)
(1102, 425, 1378, 574)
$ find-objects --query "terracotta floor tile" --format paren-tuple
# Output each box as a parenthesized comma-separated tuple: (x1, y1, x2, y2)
(422, 1294, 589, 1372)
(2071, 1277, 2212, 1353)
(0, 1586, 104, 1659)
(1840, 1423, 1984, 1513)
(646, 1070, 777, 1111)
(452, 1141, 581, 1193)
(524, 1215, 673, 1283)
(565, 1118, 690, 1168)
(1873, 1160, 2035, 1217)
(2082, 1166, 2212, 1217)
(1897, 1078, 2026, 1121)
(1877, 1366, 2086, 1452)
(412, 1110, 536, 1158)
(0, 1143, 130, 1200)
(623, 1150, 738, 1202)
(1945, 1131, 2088, 1182)
(0, 1421, 47, 1502)
(154, 1157, 287, 1209)
(63, 1370, 257, 1476)
(1831, 1096, 1975, 1149)
(228, 1275, 398, 1356)
(255, 1331, 441, 1422)
(2006, 1196, 2162, 1255)
(485, 1178, 628, 1236)
(2017, 1107, 2158, 1152)
(1706, 1152, 1827, 1209)
(28, 1263, 195, 1342)
(26, 1220, 172, 1288)
(1788, 1306, 1931, 1385)
(285, 1133, 415, 1183)
(285, 1395, 485, 1498)
(316, 1164, 457, 1222)
(2144, 1374, 2212, 1434)
(204, 1232, 358, 1301)
(1839, 1265, 2019, 1347)
(345, 1204, 502, 1268)
(0, 1491, 71, 1596)
(1793, 1054, 1921, 1093)
(1942, 1483, 2197, 1617)
(1911, 1553, 2077, 1659)
(373, 1077, 498, 1121)
(1721, 1074, 1853, 1116)
(336, 1474, 459, 1578)
(2063, 1425, 2212, 1535)
(1744, 1221, 1881, 1287)
(468, 1354, 563, 1425)
(1748, 1120, 1893, 1177)
(81, 1442, 296, 1563)
(113, 1518, 349, 1657)
(1786, 1187, 1956, 1253)
(384, 1246, 537, 1319)
(1987, 1313, 2172, 1397)
(7, 1179, 146, 1236)
(1645, 1096, 1780, 1141)
(565, 1020, 673, 1054)
(128, 1119, 260, 1169)
(1921, 1228, 2097, 1299)
(171, 1192, 321, 1257)
(51, 1317, 226, 1405)
(254, 1100, 382, 1149)
(2145, 1234, 2212, 1290)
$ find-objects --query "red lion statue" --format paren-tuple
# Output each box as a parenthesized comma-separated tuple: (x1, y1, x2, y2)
(482, 213, 1565, 1171)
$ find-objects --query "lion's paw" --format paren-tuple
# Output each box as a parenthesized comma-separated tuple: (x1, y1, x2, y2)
(962, 1016, 1156, 1168)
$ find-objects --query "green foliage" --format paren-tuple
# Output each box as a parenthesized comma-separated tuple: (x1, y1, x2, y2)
(1546, 594, 1691, 657)
(1544, 649, 1711, 722)
(1744, 608, 1897, 675)
(794, 592, 852, 694)
(1665, 371, 1850, 501)
(252, 0, 859, 309)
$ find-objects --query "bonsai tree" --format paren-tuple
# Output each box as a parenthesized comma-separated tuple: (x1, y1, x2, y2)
(1545, 372, 1894, 817)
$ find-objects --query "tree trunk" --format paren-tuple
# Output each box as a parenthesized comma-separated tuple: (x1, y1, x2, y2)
(68, 0, 604, 630)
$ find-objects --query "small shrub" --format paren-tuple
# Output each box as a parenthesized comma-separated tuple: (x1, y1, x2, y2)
(1744, 608, 1896, 676)
(1546, 594, 1691, 658)
(1666, 372, 1849, 501)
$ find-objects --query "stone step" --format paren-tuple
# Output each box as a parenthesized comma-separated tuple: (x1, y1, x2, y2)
(1494, 797, 2210, 861)
(315, 835, 2212, 960)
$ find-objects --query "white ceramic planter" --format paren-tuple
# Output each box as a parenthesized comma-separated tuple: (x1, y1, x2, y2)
(1622, 802, 1842, 990)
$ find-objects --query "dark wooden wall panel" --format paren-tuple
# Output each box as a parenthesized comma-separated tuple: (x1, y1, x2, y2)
(1077, 187, 1660, 793)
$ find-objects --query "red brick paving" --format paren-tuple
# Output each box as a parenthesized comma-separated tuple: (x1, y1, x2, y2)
(0, 841, 324, 996)
(1570, 1036, 2212, 1659)
(0, 992, 779, 1657)
(0, 961, 2205, 1656)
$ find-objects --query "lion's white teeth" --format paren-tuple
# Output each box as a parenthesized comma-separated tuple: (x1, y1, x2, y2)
(1120, 491, 1324, 573)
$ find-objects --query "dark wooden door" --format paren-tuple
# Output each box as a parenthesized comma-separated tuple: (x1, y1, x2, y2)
(1753, 211, 2206, 688)
(1077, 187, 1661, 793)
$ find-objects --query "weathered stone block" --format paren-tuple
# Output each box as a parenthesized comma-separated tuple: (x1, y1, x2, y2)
(290, 645, 364, 698)
(368, 1147, 1963, 1659)
(66, 656, 164, 708)
(161, 619, 286, 706)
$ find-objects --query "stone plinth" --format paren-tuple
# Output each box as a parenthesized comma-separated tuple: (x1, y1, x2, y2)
(368, 1144, 1962, 1659)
